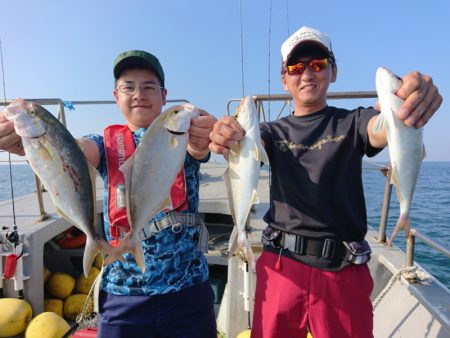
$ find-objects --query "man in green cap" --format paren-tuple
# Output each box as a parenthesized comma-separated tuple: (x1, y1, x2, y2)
(0, 50, 218, 338)
(81, 50, 218, 337)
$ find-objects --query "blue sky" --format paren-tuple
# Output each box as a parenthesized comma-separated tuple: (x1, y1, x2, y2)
(1, 0, 449, 162)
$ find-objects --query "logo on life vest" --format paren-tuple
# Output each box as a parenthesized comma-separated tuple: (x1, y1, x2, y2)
(117, 133, 126, 167)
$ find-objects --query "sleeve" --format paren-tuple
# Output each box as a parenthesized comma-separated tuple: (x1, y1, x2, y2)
(82, 134, 106, 175)
(356, 107, 384, 158)
(260, 121, 272, 158)
(183, 152, 202, 213)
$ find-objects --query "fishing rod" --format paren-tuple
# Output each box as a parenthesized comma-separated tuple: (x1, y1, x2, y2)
(0, 38, 25, 299)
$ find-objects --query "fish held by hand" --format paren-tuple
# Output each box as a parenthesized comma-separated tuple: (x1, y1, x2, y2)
(5, 98, 121, 277)
(373, 68, 425, 245)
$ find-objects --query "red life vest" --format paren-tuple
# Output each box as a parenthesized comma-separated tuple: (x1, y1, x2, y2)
(104, 124, 188, 246)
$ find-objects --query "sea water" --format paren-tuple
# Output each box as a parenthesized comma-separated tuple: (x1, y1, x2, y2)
(1, 163, 449, 288)
(363, 161, 450, 288)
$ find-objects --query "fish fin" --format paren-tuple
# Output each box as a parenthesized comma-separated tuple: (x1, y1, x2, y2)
(37, 141, 53, 161)
(223, 167, 237, 223)
(133, 233, 146, 273)
(227, 226, 238, 259)
(119, 155, 134, 225)
(390, 167, 404, 205)
(161, 193, 173, 211)
(87, 162, 98, 227)
(229, 229, 256, 269)
(170, 135, 179, 148)
(253, 143, 259, 161)
(251, 189, 259, 205)
(83, 235, 100, 277)
(259, 142, 269, 165)
(230, 142, 241, 158)
(100, 233, 130, 266)
(388, 214, 410, 246)
(242, 236, 256, 271)
(372, 112, 386, 134)
(253, 142, 269, 165)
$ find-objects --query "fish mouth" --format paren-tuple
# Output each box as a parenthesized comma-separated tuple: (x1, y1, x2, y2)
(167, 129, 185, 135)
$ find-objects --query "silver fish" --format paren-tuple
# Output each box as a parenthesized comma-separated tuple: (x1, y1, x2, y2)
(5, 98, 113, 277)
(225, 96, 268, 268)
(116, 104, 199, 272)
(373, 67, 425, 244)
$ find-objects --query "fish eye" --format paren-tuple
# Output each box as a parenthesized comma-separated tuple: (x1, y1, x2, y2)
(29, 110, 36, 116)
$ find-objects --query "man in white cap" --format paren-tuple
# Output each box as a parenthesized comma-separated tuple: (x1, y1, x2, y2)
(209, 26, 442, 337)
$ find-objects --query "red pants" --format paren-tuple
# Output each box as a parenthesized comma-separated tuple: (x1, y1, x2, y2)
(251, 251, 374, 338)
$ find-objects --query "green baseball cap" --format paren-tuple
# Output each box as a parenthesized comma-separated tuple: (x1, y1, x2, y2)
(113, 50, 165, 87)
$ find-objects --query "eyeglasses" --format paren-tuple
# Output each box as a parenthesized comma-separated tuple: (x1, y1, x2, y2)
(286, 58, 329, 76)
(116, 83, 163, 96)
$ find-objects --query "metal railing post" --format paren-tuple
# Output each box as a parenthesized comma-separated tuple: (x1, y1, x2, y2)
(58, 100, 67, 127)
(34, 175, 50, 222)
(377, 166, 392, 243)
(406, 232, 416, 268)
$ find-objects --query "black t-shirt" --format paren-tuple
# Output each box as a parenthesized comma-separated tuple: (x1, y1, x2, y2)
(260, 105, 382, 242)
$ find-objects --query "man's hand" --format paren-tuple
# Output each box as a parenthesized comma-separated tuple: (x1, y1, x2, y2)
(208, 115, 245, 160)
(187, 109, 217, 160)
(0, 109, 24, 156)
(376, 71, 443, 128)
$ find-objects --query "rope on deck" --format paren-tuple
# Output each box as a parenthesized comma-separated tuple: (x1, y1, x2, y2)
(372, 266, 419, 309)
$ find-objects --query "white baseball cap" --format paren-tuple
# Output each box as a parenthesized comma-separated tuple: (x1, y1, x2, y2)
(281, 26, 333, 63)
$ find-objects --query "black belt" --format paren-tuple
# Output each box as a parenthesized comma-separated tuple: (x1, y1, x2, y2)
(138, 211, 204, 241)
(280, 232, 346, 260)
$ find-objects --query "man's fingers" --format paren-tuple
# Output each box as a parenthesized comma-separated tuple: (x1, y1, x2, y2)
(0, 124, 21, 151)
(208, 141, 230, 159)
(211, 117, 244, 144)
(7, 142, 25, 156)
(396, 72, 442, 128)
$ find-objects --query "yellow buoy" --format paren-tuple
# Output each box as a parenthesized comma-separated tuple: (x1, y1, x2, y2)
(94, 252, 104, 269)
(45, 272, 75, 299)
(0, 298, 33, 337)
(236, 328, 251, 338)
(64, 293, 92, 321)
(44, 299, 64, 317)
(236, 328, 313, 338)
(43, 267, 51, 284)
(25, 312, 70, 338)
(76, 266, 100, 294)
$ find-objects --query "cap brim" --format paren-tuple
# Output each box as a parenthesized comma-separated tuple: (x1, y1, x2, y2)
(114, 57, 156, 79)
(286, 41, 331, 63)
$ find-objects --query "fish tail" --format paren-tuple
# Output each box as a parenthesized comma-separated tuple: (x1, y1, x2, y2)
(227, 227, 238, 259)
(83, 235, 100, 277)
(242, 237, 256, 272)
(102, 231, 146, 273)
(388, 213, 410, 246)
(134, 241, 145, 273)
(98, 236, 126, 266)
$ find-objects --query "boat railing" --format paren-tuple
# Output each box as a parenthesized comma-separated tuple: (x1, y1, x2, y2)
(2, 95, 449, 281)
(226, 92, 450, 282)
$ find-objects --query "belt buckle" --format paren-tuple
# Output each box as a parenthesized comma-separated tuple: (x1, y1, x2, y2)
(171, 223, 183, 233)
(283, 233, 306, 255)
(322, 238, 336, 260)
(283, 233, 296, 251)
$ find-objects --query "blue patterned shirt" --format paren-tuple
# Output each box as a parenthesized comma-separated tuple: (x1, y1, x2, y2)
(84, 128, 210, 296)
